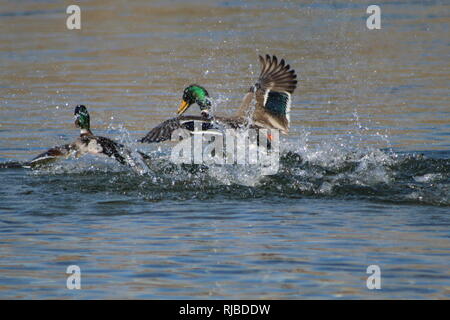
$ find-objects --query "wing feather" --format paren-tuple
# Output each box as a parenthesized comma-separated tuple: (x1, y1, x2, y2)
(139, 115, 214, 143)
(29, 144, 74, 167)
(253, 55, 298, 133)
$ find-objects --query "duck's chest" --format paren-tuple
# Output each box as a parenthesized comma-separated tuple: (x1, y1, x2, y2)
(76, 137, 104, 155)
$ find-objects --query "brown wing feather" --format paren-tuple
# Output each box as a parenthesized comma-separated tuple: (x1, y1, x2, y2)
(237, 54, 297, 115)
(257, 54, 297, 95)
(254, 55, 298, 134)
(29, 144, 74, 166)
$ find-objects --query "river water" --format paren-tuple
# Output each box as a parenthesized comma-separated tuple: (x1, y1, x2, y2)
(0, 0, 449, 299)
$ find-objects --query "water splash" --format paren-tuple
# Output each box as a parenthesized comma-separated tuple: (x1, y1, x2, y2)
(1, 128, 449, 206)
(107, 122, 151, 175)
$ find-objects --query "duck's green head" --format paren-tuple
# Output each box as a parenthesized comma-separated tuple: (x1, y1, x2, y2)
(177, 85, 211, 115)
(74, 105, 90, 130)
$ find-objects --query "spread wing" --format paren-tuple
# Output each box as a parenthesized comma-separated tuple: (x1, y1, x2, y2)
(139, 115, 215, 143)
(29, 144, 74, 167)
(237, 54, 297, 133)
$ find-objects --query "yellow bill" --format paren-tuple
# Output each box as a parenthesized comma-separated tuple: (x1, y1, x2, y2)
(177, 100, 190, 115)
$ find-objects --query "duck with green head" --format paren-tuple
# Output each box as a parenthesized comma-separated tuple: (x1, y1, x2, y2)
(29, 105, 149, 170)
(177, 84, 212, 117)
(139, 54, 297, 143)
(74, 105, 93, 135)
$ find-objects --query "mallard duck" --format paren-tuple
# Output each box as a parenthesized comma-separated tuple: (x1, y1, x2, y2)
(29, 105, 148, 169)
(139, 54, 297, 143)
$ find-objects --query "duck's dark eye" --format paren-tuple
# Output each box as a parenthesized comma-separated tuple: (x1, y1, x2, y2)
(183, 91, 193, 102)
(74, 104, 87, 115)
